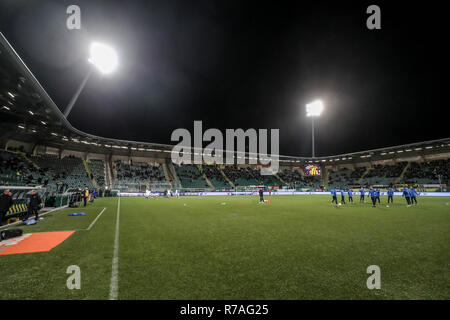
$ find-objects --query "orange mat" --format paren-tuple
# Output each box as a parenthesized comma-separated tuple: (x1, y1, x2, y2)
(0, 231, 75, 255)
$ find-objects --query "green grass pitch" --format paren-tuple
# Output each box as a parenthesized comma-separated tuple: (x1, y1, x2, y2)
(1, 195, 449, 300)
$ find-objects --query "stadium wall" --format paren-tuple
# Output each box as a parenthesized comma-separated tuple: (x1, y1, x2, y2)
(118, 191, 450, 197)
(4, 140, 450, 170)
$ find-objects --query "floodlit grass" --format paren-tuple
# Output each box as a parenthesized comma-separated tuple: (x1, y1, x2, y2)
(1, 195, 449, 299)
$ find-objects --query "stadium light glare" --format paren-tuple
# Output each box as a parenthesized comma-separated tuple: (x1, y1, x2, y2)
(305, 99, 324, 158)
(89, 42, 118, 74)
(306, 100, 324, 117)
(63, 42, 118, 119)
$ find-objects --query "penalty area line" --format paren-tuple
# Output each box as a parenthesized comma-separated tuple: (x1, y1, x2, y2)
(86, 207, 106, 231)
(109, 196, 120, 300)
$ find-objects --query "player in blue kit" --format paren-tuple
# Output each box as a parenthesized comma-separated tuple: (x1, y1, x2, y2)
(402, 187, 411, 206)
(409, 186, 418, 206)
(369, 187, 376, 207)
(387, 188, 394, 204)
(359, 188, 365, 203)
(340, 189, 346, 204)
(347, 189, 353, 203)
(375, 188, 381, 204)
(330, 188, 338, 205)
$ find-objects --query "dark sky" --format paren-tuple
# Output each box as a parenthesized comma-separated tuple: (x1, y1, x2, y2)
(0, 0, 448, 157)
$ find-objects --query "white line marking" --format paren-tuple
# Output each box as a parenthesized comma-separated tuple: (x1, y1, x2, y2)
(86, 207, 106, 231)
(109, 196, 120, 300)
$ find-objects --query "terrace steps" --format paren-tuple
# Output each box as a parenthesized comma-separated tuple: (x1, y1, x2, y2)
(162, 163, 171, 182)
(105, 160, 113, 188)
(322, 168, 329, 189)
(165, 160, 182, 189)
(357, 167, 372, 185)
(22, 153, 41, 171)
(396, 162, 410, 184)
(111, 161, 118, 185)
(83, 159, 99, 189)
(197, 165, 215, 190)
(218, 166, 235, 188)
(274, 172, 287, 185)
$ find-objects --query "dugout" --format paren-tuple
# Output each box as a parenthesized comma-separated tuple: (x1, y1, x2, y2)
(0, 186, 46, 221)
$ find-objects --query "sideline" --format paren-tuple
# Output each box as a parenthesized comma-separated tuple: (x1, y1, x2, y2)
(109, 196, 120, 300)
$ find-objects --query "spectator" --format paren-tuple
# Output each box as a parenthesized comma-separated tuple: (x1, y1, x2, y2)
(26, 189, 42, 221)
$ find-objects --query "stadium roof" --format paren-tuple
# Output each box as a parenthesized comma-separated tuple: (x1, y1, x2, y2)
(1, 32, 449, 165)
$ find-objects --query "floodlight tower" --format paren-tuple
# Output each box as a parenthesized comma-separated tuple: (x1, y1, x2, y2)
(63, 42, 118, 118)
(306, 100, 324, 158)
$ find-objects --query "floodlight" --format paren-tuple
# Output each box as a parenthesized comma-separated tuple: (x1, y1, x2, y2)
(306, 100, 324, 117)
(305, 99, 324, 157)
(63, 42, 118, 118)
(88, 42, 118, 74)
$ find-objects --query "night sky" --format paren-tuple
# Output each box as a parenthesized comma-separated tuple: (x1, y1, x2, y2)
(0, 0, 448, 157)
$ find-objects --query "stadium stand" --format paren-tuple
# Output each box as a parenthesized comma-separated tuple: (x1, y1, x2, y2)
(247, 167, 283, 187)
(401, 160, 449, 185)
(87, 159, 106, 188)
(277, 168, 303, 185)
(350, 167, 367, 183)
(113, 160, 165, 187)
(0, 150, 38, 186)
(32, 154, 94, 190)
(174, 164, 209, 189)
(359, 162, 407, 186)
(300, 176, 322, 190)
(277, 168, 322, 190)
(2, 146, 449, 194)
(201, 165, 231, 189)
(222, 166, 260, 187)
(328, 167, 354, 188)
(327, 162, 409, 188)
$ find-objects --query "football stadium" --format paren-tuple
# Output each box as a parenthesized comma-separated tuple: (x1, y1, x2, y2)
(0, 1, 449, 307)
